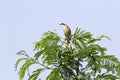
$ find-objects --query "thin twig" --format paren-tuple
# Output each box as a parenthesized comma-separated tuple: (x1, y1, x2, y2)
(24, 53, 53, 70)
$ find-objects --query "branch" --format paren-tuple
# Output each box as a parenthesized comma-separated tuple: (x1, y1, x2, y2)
(24, 53, 53, 70)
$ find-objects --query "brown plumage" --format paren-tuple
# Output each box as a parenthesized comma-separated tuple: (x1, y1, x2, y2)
(60, 23, 71, 43)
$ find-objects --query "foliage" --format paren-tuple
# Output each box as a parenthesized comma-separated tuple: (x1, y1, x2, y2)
(15, 28, 120, 80)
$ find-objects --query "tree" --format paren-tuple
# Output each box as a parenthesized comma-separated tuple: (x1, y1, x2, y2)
(15, 28, 120, 80)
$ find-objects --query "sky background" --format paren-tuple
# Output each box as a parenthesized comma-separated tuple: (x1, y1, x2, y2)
(0, 0, 120, 80)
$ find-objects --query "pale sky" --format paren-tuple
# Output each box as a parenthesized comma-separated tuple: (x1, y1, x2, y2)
(0, 0, 120, 80)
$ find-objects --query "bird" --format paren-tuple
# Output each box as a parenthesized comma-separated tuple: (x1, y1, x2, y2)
(60, 23, 71, 43)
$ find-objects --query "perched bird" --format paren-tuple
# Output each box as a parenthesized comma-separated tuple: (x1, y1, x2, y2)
(60, 23, 71, 43)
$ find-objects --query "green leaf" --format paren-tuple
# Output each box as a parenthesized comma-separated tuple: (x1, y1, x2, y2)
(15, 58, 28, 71)
(15, 28, 120, 80)
(18, 59, 36, 80)
(34, 50, 44, 60)
(46, 68, 62, 80)
(16, 50, 26, 55)
(28, 68, 45, 80)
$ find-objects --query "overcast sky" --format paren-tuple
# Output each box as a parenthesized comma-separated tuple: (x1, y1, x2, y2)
(0, 0, 120, 80)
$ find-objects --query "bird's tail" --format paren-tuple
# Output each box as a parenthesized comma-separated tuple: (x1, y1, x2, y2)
(66, 37, 70, 44)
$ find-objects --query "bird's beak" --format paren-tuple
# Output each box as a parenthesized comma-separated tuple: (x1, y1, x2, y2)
(60, 23, 62, 25)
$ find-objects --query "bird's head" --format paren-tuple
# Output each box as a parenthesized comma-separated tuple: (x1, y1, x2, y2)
(60, 22, 70, 32)
(60, 23, 68, 28)
(60, 23, 66, 25)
